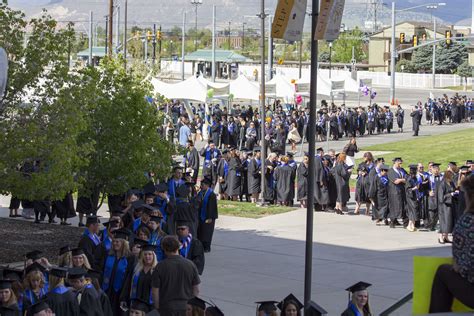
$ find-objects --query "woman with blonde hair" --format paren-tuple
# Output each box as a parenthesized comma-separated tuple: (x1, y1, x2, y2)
(22, 264, 48, 310)
(57, 245, 72, 268)
(334, 152, 353, 214)
(341, 282, 372, 316)
(0, 280, 20, 315)
(101, 229, 135, 316)
(70, 248, 92, 270)
(120, 244, 158, 311)
(46, 268, 79, 315)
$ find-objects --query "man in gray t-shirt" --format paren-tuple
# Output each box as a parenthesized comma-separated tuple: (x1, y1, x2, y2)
(152, 235, 201, 316)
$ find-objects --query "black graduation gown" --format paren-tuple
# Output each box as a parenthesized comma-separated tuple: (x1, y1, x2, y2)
(405, 176, 420, 222)
(175, 198, 198, 235)
(355, 164, 369, 203)
(296, 163, 308, 201)
(76, 190, 100, 215)
(0, 304, 20, 316)
(274, 164, 296, 203)
(200, 148, 220, 185)
(225, 157, 242, 196)
(78, 286, 104, 316)
(410, 110, 421, 134)
(9, 196, 21, 210)
(387, 168, 407, 220)
(314, 156, 325, 205)
(369, 175, 389, 220)
(196, 190, 218, 246)
(107, 194, 123, 213)
(186, 147, 200, 183)
(53, 192, 76, 220)
(327, 166, 338, 207)
(99, 290, 113, 316)
(78, 233, 100, 270)
(120, 269, 154, 307)
(47, 287, 80, 316)
(333, 163, 351, 204)
(437, 181, 456, 234)
(263, 160, 276, 202)
(185, 239, 205, 275)
(247, 158, 261, 194)
(210, 122, 221, 146)
(217, 158, 228, 194)
(428, 175, 441, 211)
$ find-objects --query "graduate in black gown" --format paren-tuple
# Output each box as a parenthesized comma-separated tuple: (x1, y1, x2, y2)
(274, 156, 296, 206)
(405, 165, 421, 232)
(313, 148, 325, 211)
(217, 150, 229, 200)
(427, 163, 443, 231)
(52, 192, 76, 226)
(174, 184, 198, 237)
(120, 244, 157, 310)
(67, 268, 103, 316)
(200, 141, 221, 187)
(225, 148, 243, 200)
(196, 178, 218, 253)
(185, 140, 200, 183)
(101, 229, 136, 316)
(78, 215, 102, 270)
(85, 270, 113, 316)
(297, 153, 309, 208)
(176, 221, 205, 275)
(46, 268, 80, 316)
(369, 164, 390, 225)
(247, 148, 262, 203)
(333, 153, 352, 214)
(0, 280, 20, 316)
(387, 157, 407, 228)
(437, 170, 458, 244)
(240, 151, 251, 202)
(263, 153, 278, 204)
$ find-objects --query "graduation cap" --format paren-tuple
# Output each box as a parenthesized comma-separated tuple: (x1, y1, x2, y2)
(176, 185, 190, 198)
(277, 293, 304, 311)
(2, 267, 23, 281)
(287, 152, 294, 158)
(25, 262, 46, 275)
(305, 300, 328, 316)
(253, 147, 261, 153)
(376, 157, 385, 163)
(380, 164, 390, 171)
(103, 219, 120, 228)
(110, 211, 124, 218)
(392, 157, 403, 162)
(25, 250, 43, 261)
(206, 305, 224, 316)
(345, 281, 372, 301)
(67, 267, 86, 280)
(149, 215, 163, 223)
(431, 163, 441, 167)
(86, 216, 100, 226)
(143, 182, 157, 195)
(59, 245, 71, 256)
(460, 165, 470, 172)
(133, 238, 149, 248)
(256, 301, 278, 313)
(155, 183, 168, 193)
(132, 200, 146, 210)
(316, 147, 324, 153)
(127, 189, 143, 197)
(448, 161, 457, 166)
(130, 298, 152, 313)
(85, 269, 102, 280)
(172, 165, 184, 172)
(113, 228, 131, 241)
(467, 160, 473, 165)
(176, 220, 192, 228)
(50, 267, 68, 278)
(187, 297, 207, 310)
(222, 149, 229, 154)
(304, 152, 310, 157)
(246, 151, 254, 156)
(0, 279, 13, 290)
(71, 248, 85, 257)
(201, 177, 212, 186)
(29, 300, 50, 314)
(142, 204, 155, 215)
(141, 244, 158, 252)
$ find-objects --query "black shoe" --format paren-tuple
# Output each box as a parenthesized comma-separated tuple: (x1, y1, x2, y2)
(384, 219, 389, 226)
(63, 222, 72, 226)
(49, 219, 57, 224)
(34, 219, 41, 224)
(393, 219, 401, 226)
(389, 221, 396, 228)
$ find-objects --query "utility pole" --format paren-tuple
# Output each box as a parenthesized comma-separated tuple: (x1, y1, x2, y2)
(182, 11, 186, 80)
(432, 11, 437, 89)
(268, 15, 273, 80)
(390, 1, 396, 105)
(108, 0, 113, 57)
(152, 23, 157, 65)
(116, 3, 120, 53)
(259, 0, 266, 202)
(89, 11, 93, 66)
(329, 42, 333, 78)
(242, 22, 246, 50)
(158, 25, 162, 70)
(228, 21, 231, 50)
(298, 40, 303, 79)
(124, 0, 128, 67)
(105, 15, 109, 56)
(212, 5, 216, 82)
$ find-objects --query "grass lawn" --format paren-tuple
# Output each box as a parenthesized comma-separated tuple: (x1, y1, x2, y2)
(355, 128, 474, 170)
(441, 85, 471, 91)
(218, 200, 296, 218)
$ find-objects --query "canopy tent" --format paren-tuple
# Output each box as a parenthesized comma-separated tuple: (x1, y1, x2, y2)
(266, 74, 296, 102)
(329, 73, 360, 93)
(197, 75, 229, 89)
(151, 76, 208, 102)
(295, 74, 332, 97)
(229, 75, 260, 101)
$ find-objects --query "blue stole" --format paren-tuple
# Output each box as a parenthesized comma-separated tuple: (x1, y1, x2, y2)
(348, 302, 362, 316)
(131, 271, 153, 305)
(256, 159, 261, 169)
(102, 255, 128, 293)
(51, 285, 69, 295)
(17, 294, 23, 313)
(199, 189, 213, 222)
(25, 288, 47, 304)
(83, 229, 101, 246)
(380, 175, 389, 186)
(168, 178, 184, 199)
(149, 233, 164, 261)
(103, 236, 112, 252)
(179, 240, 192, 258)
(133, 218, 142, 233)
(223, 161, 229, 177)
(154, 197, 168, 222)
(289, 160, 296, 168)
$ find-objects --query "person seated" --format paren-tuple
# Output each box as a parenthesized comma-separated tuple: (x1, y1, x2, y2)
(341, 281, 372, 316)
(429, 175, 474, 312)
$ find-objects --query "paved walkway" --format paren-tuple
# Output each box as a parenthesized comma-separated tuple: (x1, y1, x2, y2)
(0, 121, 472, 315)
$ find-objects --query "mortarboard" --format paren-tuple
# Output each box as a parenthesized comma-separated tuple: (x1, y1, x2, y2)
(392, 157, 403, 162)
(305, 300, 328, 316)
(246, 151, 254, 156)
(277, 293, 304, 311)
(287, 152, 294, 158)
(409, 164, 418, 170)
(29, 300, 50, 314)
(103, 219, 120, 228)
(176, 185, 190, 198)
(50, 267, 68, 278)
(141, 244, 158, 252)
(71, 248, 85, 257)
(25, 262, 46, 275)
(111, 211, 124, 217)
(86, 216, 100, 226)
(85, 269, 102, 280)
(143, 182, 157, 195)
(253, 147, 261, 153)
(256, 300, 278, 313)
(2, 267, 23, 281)
(460, 165, 470, 172)
(25, 250, 43, 261)
(376, 157, 385, 162)
(59, 245, 71, 256)
(316, 147, 324, 152)
(466, 160, 473, 164)
(172, 165, 183, 171)
(0, 279, 13, 290)
(304, 152, 310, 157)
(187, 297, 207, 310)
(222, 149, 229, 154)
(201, 178, 212, 186)
(380, 164, 389, 170)
(132, 200, 146, 210)
(448, 161, 457, 166)
(206, 305, 224, 316)
(155, 183, 168, 193)
(67, 267, 86, 280)
(127, 189, 143, 197)
(133, 238, 149, 248)
(431, 163, 441, 167)
(149, 215, 163, 223)
(142, 204, 155, 215)
(176, 220, 192, 228)
(113, 228, 131, 241)
(130, 298, 152, 313)
(345, 281, 372, 301)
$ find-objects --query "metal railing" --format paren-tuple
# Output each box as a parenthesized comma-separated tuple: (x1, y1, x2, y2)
(380, 292, 413, 316)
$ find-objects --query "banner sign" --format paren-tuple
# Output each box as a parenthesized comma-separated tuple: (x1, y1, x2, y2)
(315, 0, 346, 41)
(331, 80, 345, 91)
(295, 83, 310, 93)
(359, 78, 372, 87)
(265, 84, 276, 95)
(272, 0, 307, 42)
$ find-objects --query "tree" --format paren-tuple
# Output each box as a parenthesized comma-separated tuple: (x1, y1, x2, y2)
(76, 57, 175, 199)
(457, 61, 472, 87)
(332, 28, 366, 63)
(411, 42, 467, 74)
(0, 4, 90, 200)
(396, 59, 416, 73)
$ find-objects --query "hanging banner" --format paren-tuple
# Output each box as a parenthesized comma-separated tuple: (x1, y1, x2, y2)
(331, 80, 345, 91)
(271, 0, 307, 42)
(359, 78, 372, 87)
(315, 0, 346, 41)
(265, 84, 276, 96)
(295, 83, 310, 93)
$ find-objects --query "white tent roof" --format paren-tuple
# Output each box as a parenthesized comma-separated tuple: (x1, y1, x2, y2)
(151, 76, 208, 102)
(229, 75, 260, 101)
(329, 73, 360, 93)
(295, 74, 332, 97)
(197, 75, 229, 89)
(267, 74, 295, 101)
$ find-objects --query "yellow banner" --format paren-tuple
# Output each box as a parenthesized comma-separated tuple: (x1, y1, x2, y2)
(272, 0, 307, 42)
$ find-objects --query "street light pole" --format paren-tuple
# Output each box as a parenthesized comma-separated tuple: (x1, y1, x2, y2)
(124, 0, 128, 67)
(228, 21, 231, 50)
(329, 42, 332, 79)
(242, 22, 246, 50)
(108, 0, 113, 57)
(212, 5, 216, 82)
(259, 0, 266, 203)
(390, 1, 396, 105)
(268, 15, 273, 80)
(182, 11, 186, 80)
(191, 0, 202, 51)
(298, 40, 303, 79)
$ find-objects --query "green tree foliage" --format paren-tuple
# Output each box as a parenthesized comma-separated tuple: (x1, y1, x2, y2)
(332, 28, 366, 63)
(396, 59, 416, 73)
(411, 42, 467, 74)
(457, 61, 472, 86)
(0, 5, 90, 200)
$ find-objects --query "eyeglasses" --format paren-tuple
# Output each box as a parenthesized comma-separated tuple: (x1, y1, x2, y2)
(176, 227, 187, 231)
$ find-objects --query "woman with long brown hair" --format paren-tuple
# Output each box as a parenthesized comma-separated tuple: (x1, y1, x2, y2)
(0, 280, 20, 316)
(437, 170, 458, 244)
(333, 152, 353, 214)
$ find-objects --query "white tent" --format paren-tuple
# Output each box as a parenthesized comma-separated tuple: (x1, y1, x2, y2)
(295, 74, 332, 97)
(266, 74, 296, 101)
(197, 75, 229, 89)
(229, 75, 260, 101)
(329, 73, 360, 93)
(151, 76, 208, 102)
